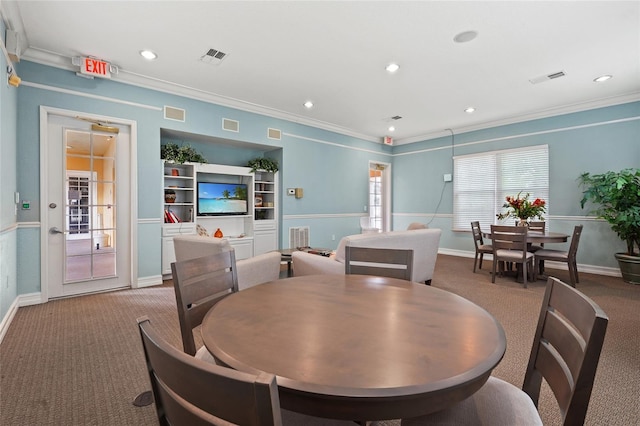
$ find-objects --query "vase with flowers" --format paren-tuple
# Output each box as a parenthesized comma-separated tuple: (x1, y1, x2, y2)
(496, 192, 546, 226)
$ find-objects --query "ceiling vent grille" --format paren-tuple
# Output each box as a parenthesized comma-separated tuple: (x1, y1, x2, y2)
(200, 48, 228, 65)
(164, 106, 186, 122)
(529, 70, 566, 84)
(267, 128, 282, 140)
(222, 118, 239, 132)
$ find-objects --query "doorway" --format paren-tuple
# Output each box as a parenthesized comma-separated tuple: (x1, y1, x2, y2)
(368, 161, 391, 232)
(40, 107, 136, 299)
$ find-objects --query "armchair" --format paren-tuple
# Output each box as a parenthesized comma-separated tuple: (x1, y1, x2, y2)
(173, 235, 281, 290)
(292, 228, 441, 284)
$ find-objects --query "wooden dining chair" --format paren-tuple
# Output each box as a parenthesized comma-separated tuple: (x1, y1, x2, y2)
(138, 317, 357, 426)
(345, 246, 414, 281)
(534, 225, 584, 287)
(171, 250, 239, 363)
(137, 316, 283, 426)
(401, 277, 609, 426)
(490, 225, 535, 288)
(471, 221, 493, 273)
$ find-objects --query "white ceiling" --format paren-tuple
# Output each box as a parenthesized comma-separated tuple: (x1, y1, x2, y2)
(3, 1, 639, 144)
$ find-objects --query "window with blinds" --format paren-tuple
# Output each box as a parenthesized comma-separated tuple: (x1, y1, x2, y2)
(453, 145, 549, 232)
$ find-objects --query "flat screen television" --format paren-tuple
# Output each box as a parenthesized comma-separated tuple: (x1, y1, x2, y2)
(197, 182, 248, 216)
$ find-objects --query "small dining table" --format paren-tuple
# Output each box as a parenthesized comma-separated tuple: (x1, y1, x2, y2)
(482, 230, 570, 279)
(482, 230, 569, 245)
(201, 274, 506, 421)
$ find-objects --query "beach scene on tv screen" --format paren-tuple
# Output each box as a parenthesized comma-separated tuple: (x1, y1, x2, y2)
(199, 183, 247, 213)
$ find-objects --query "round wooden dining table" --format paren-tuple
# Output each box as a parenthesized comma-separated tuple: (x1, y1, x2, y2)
(201, 274, 506, 421)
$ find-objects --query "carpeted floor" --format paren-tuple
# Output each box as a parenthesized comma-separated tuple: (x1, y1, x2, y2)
(0, 255, 638, 425)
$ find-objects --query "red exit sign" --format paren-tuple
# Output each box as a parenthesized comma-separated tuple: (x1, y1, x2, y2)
(80, 57, 111, 79)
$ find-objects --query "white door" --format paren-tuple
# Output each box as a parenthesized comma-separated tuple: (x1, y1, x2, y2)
(369, 161, 391, 232)
(43, 112, 132, 299)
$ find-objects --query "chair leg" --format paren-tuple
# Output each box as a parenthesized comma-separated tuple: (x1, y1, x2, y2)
(479, 253, 484, 270)
(574, 260, 580, 284)
(491, 258, 497, 283)
(568, 261, 577, 287)
(473, 253, 479, 273)
(522, 261, 528, 289)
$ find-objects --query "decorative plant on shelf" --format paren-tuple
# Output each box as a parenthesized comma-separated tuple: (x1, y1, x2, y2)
(161, 142, 207, 164)
(247, 157, 279, 173)
(579, 168, 639, 284)
(496, 192, 546, 223)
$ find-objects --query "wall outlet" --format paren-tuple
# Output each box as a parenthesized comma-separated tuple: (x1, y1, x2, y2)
(443, 173, 452, 182)
(332, 234, 335, 241)
(287, 188, 295, 195)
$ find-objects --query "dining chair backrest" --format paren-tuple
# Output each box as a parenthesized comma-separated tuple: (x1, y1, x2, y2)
(471, 221, 486, 247)
(567, 224, 584, 260)
(137, 316, 282, 426)
(522, 277, 608, 425)
(490, 225, 528, 258)
(171, 251, 239, 356)
(528, 221, 546, 233)
(345, 246, 414, 281)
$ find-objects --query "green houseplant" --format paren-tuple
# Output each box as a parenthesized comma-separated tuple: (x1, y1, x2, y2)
(247, 157, 279, 173)
(579, 168, 640, 284)
(161, 142, 207, 164)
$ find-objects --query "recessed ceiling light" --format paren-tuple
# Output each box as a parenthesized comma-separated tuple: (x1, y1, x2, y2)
(139, 50, 157, 60)
(388, 126, 395, 132)
(464, 107, 476, 113)
(454, 31, 478, 43)
(303, 101, 314, 109)
(386, 63, 400, 73)
(593, 75, 612, 83)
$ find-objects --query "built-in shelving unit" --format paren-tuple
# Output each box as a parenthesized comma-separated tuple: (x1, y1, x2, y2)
(163, 162, 195, 223)
(161, 161, 279, 275)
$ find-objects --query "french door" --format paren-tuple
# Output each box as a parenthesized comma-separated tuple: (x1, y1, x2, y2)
(42, 108, 133, 299)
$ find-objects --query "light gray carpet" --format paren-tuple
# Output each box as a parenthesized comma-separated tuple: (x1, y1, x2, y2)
(1, 255, 638, 425)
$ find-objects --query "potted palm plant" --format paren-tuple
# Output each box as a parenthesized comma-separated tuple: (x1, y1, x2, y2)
(579, 168, 640, 284)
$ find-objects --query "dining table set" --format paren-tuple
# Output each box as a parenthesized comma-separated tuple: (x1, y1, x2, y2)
(201, 273, 507, 422)
(190, 225, 576, 422)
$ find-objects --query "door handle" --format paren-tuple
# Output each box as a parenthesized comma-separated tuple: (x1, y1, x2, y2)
(49, 227, 65, 235)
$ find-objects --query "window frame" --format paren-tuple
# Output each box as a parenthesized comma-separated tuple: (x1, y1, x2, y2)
(452, 144, 549, 232)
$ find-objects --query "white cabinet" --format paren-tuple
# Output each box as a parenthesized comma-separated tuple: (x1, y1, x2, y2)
(252, 170, 278, 255)
(254, 229, 277, 255)
(161, 223, 196, 275)
(227, 237, 254, 260)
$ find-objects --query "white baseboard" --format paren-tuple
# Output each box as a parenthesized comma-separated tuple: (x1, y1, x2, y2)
(136, 275, 164, 288)
(437, 248, 622, 278)
(0, 292, 43, 345)
(0, 298, 20, 345)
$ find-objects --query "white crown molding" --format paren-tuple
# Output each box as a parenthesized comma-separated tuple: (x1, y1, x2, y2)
(20, 47, 379, 143)
(396, 92, 640, 146)
(15, 45, 640, 148)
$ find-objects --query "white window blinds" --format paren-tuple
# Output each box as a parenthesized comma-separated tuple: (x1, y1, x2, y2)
(453, 145, 549, 232)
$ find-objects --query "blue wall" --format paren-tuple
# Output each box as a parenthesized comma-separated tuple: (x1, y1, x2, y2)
(2, 58, 638, 325)
(393, 102, 640, 269)
(0, 20, 19, 328)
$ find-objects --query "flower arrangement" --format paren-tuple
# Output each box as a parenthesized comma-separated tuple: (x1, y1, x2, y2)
(496, 192, 546, 221)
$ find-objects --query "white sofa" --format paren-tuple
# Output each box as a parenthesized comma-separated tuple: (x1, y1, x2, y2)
(291, 228, 441, 284)
(172, 235, 281, 290)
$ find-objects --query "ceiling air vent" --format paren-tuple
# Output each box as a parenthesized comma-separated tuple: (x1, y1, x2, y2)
(391, 115, 403, 120)
(200, 48, 228, 65)
(529, 70, 566, 84)
(164, 106, 185, 122)
(222, 118, 239, 132)
(267, 128, 282, 140)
